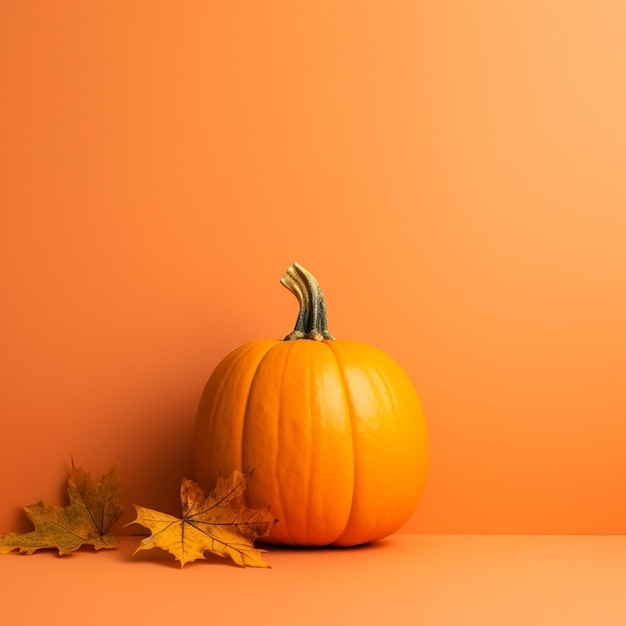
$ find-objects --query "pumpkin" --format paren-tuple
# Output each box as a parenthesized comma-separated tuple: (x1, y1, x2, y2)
(193, 263, 428, 546)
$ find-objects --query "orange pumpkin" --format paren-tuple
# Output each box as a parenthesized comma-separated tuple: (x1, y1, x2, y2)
(193, 263, 428, 546)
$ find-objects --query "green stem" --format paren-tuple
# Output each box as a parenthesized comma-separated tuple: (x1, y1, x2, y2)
(280, 263, 335, 341)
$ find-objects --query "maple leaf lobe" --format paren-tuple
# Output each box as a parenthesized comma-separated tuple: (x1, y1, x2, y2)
(131, 471, 277, 568)
(0, 462, 124, 556)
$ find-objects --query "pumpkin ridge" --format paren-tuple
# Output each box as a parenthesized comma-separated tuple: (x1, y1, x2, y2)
(301, 347, 315, 545)
(244, 341, 298, 545)
(194, 341, 268, 487)
(368, 359, 405, 536)
(273, 343, 300, 545)
(322, 340, 358, 546)
(374, 356, 429, 538)
(239, 342, 275, 475)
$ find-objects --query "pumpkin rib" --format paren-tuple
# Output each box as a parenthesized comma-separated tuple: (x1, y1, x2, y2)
(238, 342, 273, 475)
(239, 342, 292, 540)
(370, 359, 410, 537)
(368, 353, 428, 540)
(194, 342, 262, 485)
(374, 360, 404, 532)
(300, 340, 354, 545)
(225, 342, 274, 478)
(322, 340, 359, 546)
(272, 343, 300, 546)
(195, 339, 284, 516)
(301, 348, 315, 544)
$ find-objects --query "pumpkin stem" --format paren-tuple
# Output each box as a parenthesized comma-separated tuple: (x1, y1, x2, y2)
(281, 263, 335, 341)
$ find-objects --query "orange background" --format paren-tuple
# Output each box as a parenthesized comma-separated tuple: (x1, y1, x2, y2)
(1, 0, 625, 538)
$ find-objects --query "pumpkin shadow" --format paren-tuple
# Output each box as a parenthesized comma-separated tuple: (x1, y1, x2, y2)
(257, 538, 394, 553)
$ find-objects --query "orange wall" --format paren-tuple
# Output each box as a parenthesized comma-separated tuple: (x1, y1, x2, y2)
(1, 1, 625, 535)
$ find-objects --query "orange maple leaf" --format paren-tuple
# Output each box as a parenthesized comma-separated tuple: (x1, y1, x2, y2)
(0, 462, 123, 556)
(130, 471, 277, 568)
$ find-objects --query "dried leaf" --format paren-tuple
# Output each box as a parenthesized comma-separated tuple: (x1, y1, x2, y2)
(0, 462, 123, 556)
(130, 471, 277, 568)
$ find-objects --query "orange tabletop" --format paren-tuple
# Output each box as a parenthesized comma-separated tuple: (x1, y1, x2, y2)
(2, 534, 625, 626)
